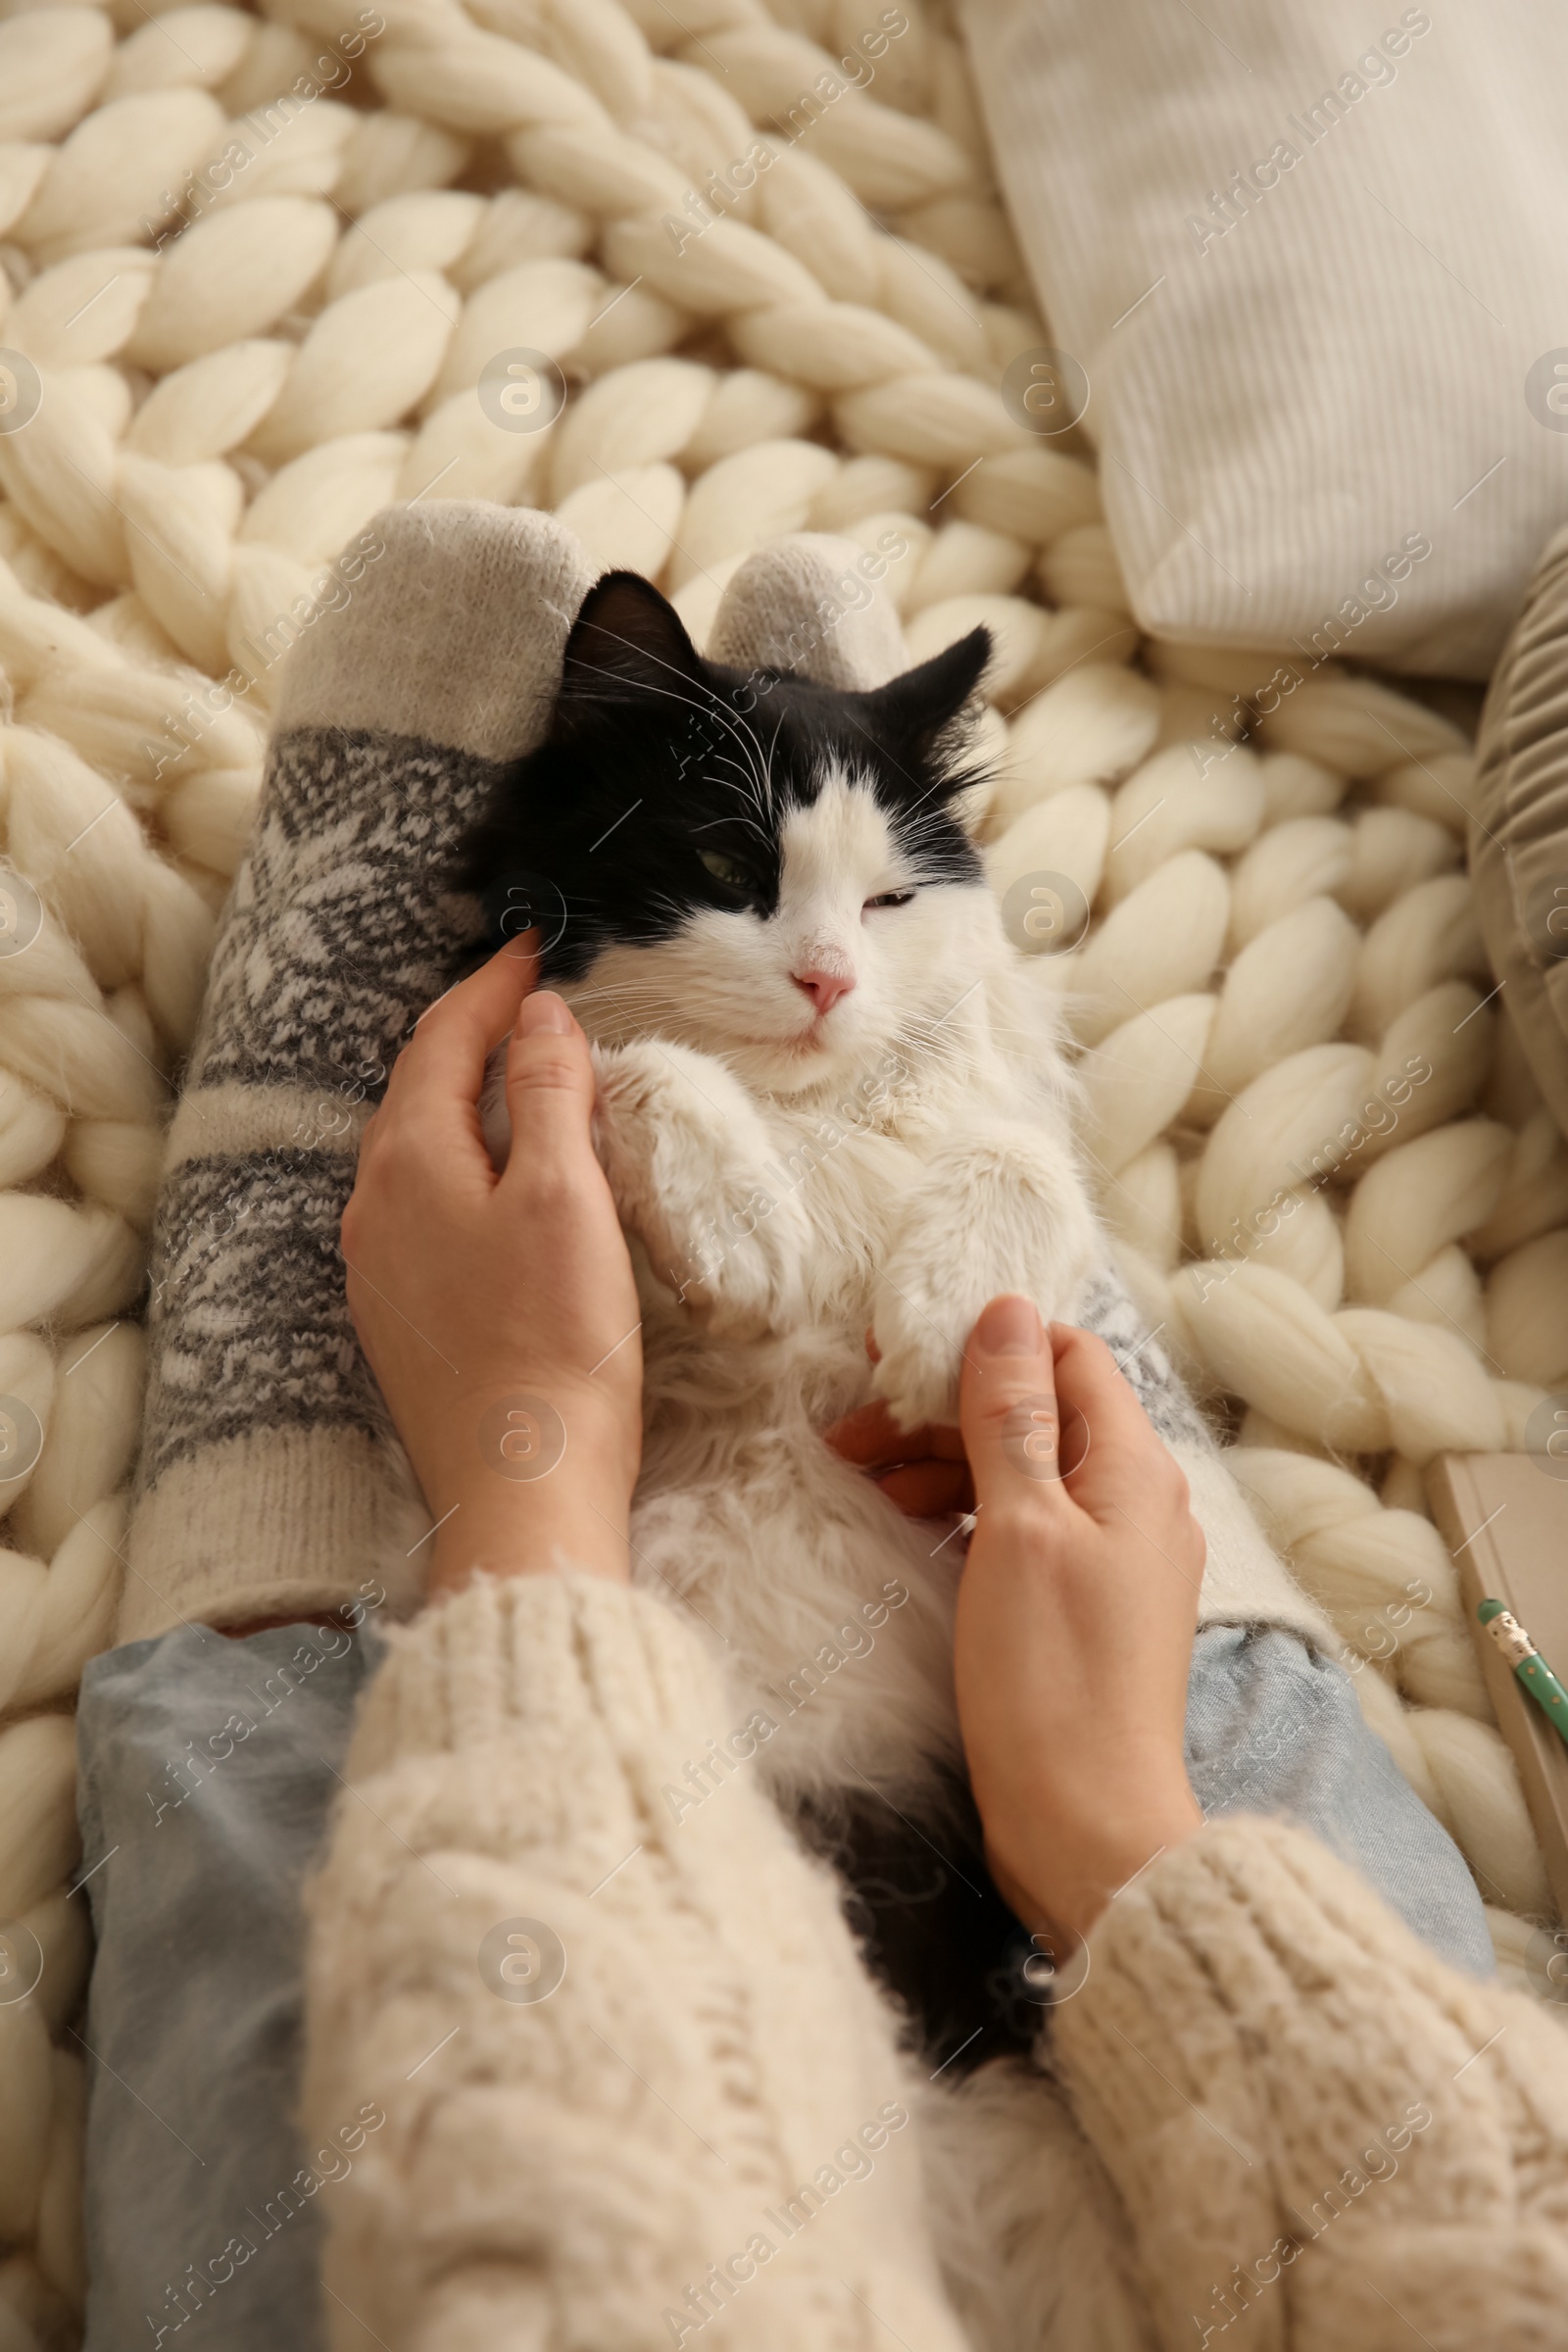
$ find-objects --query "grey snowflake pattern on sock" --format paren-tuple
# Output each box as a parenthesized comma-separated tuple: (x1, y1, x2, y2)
(136, 727, 491, 1498)
(1075, 1266, 1214, 1453)
(191, 728, 496, 1093)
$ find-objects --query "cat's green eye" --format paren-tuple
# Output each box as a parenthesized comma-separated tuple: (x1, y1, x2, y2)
(699, 849, 752, 892)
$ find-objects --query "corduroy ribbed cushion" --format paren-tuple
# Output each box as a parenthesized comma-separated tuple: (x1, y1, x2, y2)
(960, 0, 1568, 679)
(1472, 524, 1568, 1141)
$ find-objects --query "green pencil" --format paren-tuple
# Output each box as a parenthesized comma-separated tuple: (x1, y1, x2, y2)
(1478, 1600, 1568, 1750)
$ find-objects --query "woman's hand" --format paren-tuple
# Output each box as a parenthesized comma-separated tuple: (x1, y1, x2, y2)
(831, 1298, 1205, 1945)
(341, 943, 642, 1592)
(956, 1297, 1204, 1943)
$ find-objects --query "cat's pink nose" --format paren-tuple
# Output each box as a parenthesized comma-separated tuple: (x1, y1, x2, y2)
(792, 963, 857, 1016)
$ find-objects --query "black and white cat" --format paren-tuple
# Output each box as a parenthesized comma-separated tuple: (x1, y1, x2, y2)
(462, 565, 1101, 1794)
(459, 565, 1318, 2349)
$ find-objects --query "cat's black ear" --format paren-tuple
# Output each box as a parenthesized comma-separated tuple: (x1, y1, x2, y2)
(558, 571, 705, 720)
(860, 626, 992, 774)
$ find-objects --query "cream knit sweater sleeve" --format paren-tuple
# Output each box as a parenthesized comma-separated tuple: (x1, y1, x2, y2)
(1054, 1814, 1568, 2349)
(303, 1572, 1568, 2352)
(300, 1572, 970, 2352)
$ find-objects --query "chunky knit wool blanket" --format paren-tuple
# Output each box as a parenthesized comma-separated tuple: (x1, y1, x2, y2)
(1, 0, 1567, 2342)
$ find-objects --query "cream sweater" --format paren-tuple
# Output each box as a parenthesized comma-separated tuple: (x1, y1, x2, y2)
(302, 1575, 1568, 2351)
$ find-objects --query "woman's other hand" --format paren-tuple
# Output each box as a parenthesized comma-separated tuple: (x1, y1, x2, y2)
(831, 1298, 1207, 1947)
(822, 1398, 973, 1519)
(955, 1297, 1204, 1944)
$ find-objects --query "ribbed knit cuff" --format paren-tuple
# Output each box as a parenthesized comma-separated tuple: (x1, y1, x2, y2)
(345, 1570, 727, 1780)
(1054, 1813, 1546, 2346)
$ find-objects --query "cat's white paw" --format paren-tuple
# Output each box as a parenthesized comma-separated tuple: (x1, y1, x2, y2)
(870, 1281, 972, 1432)
(870, 1126, 1101, 1430)
(593, 1039, 808, 1333)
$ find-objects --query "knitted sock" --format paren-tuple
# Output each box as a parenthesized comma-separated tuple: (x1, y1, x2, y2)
(123, 503, 594, 1642)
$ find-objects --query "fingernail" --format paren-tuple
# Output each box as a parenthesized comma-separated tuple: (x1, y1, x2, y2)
(975, 1295, 1043, 1356)
(518, 991, 571, 1036)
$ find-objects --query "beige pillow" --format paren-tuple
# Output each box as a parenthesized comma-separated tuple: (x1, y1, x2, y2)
(960, 0, 1568, 679)
(1472, 523, 1568, 1138)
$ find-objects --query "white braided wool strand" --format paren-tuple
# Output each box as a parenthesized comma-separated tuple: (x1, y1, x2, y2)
(1, 0, 1567, 2334)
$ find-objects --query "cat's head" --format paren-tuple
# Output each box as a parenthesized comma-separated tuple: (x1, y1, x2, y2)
(459, 570, 997, 1098)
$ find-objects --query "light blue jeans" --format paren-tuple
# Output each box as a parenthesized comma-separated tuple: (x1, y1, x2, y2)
(74, 1616, 1493, 2350)
(1184, 1624, 1495, 1974)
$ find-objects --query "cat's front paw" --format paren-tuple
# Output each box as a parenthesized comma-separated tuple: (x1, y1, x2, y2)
(594, 1040, 808, 1333)
(870, 1127, 1101, 1429)
(869, 1280, 972, 1432)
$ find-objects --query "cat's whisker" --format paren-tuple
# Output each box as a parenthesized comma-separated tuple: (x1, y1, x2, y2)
(581, 624, 777, 812)
(710, 761, 770, 827)
(568, 997, 690, 1022)
(567, 977, 684, 1000)
(569, 670, 772, 814)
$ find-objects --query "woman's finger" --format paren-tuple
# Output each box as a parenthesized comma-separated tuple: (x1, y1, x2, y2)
(498, 989, 599, 1193)
(823, 1401, 965, 1470)
(957, 1295, 1076, 1517)
(383, 939, 537, 1132)
(824, 1399, 905, 1465)
(875, 1462, 974, 1518)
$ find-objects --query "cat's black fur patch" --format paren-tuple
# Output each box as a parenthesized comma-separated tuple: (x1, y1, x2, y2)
(455, 570, 992, 974)
(795, 1779, 1054, 2073)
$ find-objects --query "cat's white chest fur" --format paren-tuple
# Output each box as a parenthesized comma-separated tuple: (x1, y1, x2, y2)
(481, 924, 1102, 1810)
